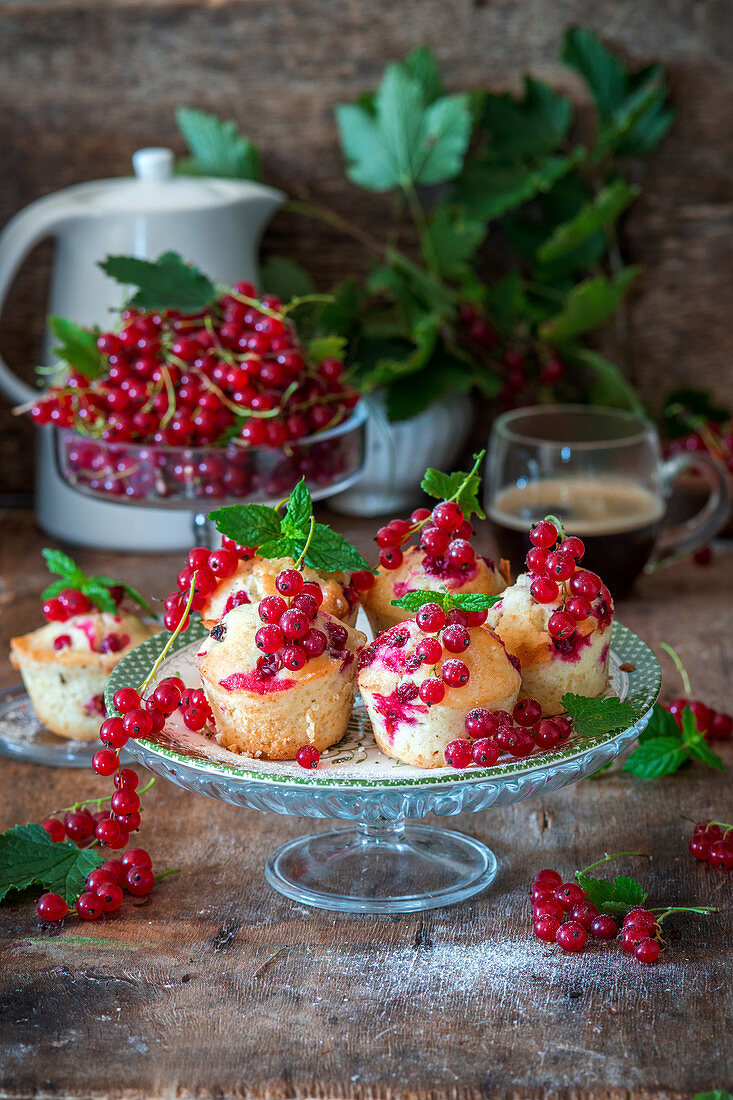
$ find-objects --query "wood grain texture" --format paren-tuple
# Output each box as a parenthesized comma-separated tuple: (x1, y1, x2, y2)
(0, 508, 731, 1099)
(2, 0, 733, 493)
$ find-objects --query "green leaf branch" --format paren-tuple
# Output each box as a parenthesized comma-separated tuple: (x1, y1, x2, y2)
(41, 548, 154, 618)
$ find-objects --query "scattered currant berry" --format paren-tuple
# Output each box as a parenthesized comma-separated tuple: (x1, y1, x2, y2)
(444, 739, 473, 768)
(419, 678, 445, 705)
(95, 882, 124, 912)
(556, 921, 587, 952)
(379, 548, 403, 570)
(442, 625, 470, 653)
(555, 882, 586, 910)
(37, 892, 67, 922)
(416, 603, 447, 633)
(534, 869, 562, 888)
(471, 738, 500, 766)
(534, 916, 560, 942)
(40, 817, 66, 843)
(634, 938, 660, 964)
(92, 749, 119, 776)
(590, 914, 618, 940)
(76, 891, 104, 920)
(124, 865, 155, 897)
(416, 637, 442, 665)
(570, 902, 599, 931)
(464, 708, 495, 737)
(534, 899, 564, 922)
(296, 745, 320, 769)
(513, 698, 542, 727)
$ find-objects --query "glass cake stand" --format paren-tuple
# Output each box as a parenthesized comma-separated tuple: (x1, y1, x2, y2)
(106, 621, 661, 914)
(54, 403, 367, 546)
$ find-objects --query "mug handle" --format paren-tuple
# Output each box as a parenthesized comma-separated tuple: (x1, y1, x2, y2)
(646, 452, 732, 570)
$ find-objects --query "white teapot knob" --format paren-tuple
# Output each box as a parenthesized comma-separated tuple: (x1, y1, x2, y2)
(132, 147, 175, 181)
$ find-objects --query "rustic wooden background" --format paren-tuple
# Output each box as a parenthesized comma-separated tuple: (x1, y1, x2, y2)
(1, 0, 733, 494)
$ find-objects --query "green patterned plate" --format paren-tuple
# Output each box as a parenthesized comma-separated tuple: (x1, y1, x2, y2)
(105, 620, 660, 791)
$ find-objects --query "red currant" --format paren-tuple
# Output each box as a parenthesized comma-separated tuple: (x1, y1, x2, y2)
(125, 865, 155, 896)
(37, 892, 67, 922)
(634, 937, 660, 964)
(296, 745, 320, 769)
(441, 660, 470, 688)
(545, 551, 575, 581)
(416, 603, 447, 633)
(276, 569, 303, 597)
(530, 577, 559, 604)
(379, 548, 403, 570)
(416, 638, 442, 665)
(432, 502, 464, 532)
(92, 749, 119, 776)
(77, 891, 104, 920)
(529, 520, 558, 549)
(548, 611, 576, 640)
(419, 678, 445, 705)
(471, 738, 500, 766)
(444, 739, 473, 768)
(556, 921, 587, 952)
(555, 882, 586, 910)
(534, 916, 560, 942)
(590, 914, 618, 939)
(513, 698, 542, 727)
(40, 817, 65, 843)
(113, 687, 141, 714)
(568, 571, 602, 599)
(570, 901, 599, 930)
(442, 625, 470, 653)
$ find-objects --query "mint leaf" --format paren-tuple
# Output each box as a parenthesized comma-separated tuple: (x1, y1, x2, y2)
(576, 870, 646, 913)
(83, 583, 118, 615)
(99, 252, 216, 314)
(539, 268, 639, 342)
(91, 577, 155, 618)
(637, 703, 681, 743)
(260, 256, 316, 301)
(307, 335, 347, 365)
(282, 479, 313, 534)
(481, 76, 572, 161)
(210, 504, 282, 547)
(258, 535, 300, 560)
(335, 63, 471, 193)
(49, 316, 104, 379)
(420, 452, 486, 519)
(424, 205, 486, 281)
(537, 181, 640, 265)
(175, 107, 261, 180)
(0, 823, 103, 906)
(390, 589, 501, 613)
(623, 737, 688, 778)
(685, 736, 725, 772)
(562, 692, 639, 737)
(42, 548, 83, 583)
(390, 590, 446, 613)
(305, 525, 370, 573)
(451, 593, 502, 611)
(40, 579, 67, 601)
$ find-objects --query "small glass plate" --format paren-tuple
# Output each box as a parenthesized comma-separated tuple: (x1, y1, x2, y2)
(0, 684, 123, 769)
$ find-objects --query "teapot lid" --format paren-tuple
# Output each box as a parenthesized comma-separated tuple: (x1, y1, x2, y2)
(67, 147, 274, 213)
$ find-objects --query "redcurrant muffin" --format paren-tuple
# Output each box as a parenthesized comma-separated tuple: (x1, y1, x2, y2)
(486, 522, 614, 716)
(195, 568, 366, 760)
(166, 543, 360, 631)
(361, 502, 510, 636)
(11, 610, 157, 740)
(357, 604, 521, 769)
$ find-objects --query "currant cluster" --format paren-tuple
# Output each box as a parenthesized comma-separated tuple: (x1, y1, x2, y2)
(37, 847, 157, 923)
(666, 419, 733, 476)
(162, 539, 255, 632)
(525, 519, 610, 646)
(444, 697, 571, 768)
(30, 284, 359, 448)
(667, 697, 732, 742)
(376, 500, 477, 578)
(688, 821, 733, 870)
(531, 869, 661, 962)
(456, 304, 567, 405)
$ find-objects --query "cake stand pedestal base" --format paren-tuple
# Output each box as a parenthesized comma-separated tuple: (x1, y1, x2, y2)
(265, 819, 498, 913)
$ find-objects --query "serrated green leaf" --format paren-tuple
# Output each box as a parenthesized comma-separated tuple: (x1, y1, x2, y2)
(282, 478, 313, 535)
(210, 504, 282, 548)
(82, 583, 117, 614)
(561, 27, 628, 121)
(420, 456, 486, 520)
(481, 76, 573, 161)
(695, 1091, 733, 1100)
(335, 64, 471, 193)
(175, 107, 261, 180)
(42, 547, 82, 582)
(685, 735, 725, 772)
(307, 335, 347, 365)
(384, 351, 476, 422)
(258, 535, 299, 560)
(99, 252, 216, 314)
(576, 869, 646, 913)
(539, 268, 639, 342)
(451, 592, 503, 611)
(456, 152, 582, 221)
(390, 589, 502, 614)
(260, 256, 316, 301)
(595, 77, 668, 158)
(391, 590, 447, 613)
(401, 45, 444, 104)
(637, 702, 682, 743)
(0, 823, 103, 906)
(424, 205, 486, 281)
(623, 737, 688, 778)
(562, 692, 639, 737)
(91, 576, 155, 618)
(568, 348, 646, 414)
(40, 579, 67, 601)
(482, 272, 530, 332)
(305, 525, 370, 573)
(537, 181, 640, 264)
(48, 316, 105, 379)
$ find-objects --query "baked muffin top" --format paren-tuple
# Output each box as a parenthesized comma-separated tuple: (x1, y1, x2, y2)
(10, 612, 158, 671)
(200, 556, 357, 625)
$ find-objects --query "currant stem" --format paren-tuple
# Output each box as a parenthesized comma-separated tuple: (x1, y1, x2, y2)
(651, 906, 718, 923)
(578, 850, 649, 876)
(138, 574, 198, 696)
(659, 642, 692, 696)
(544, 514, 566, 541)
(294, 517, 316, 570)
(63, 776, 156, 816)
(154, 867, 181, 883)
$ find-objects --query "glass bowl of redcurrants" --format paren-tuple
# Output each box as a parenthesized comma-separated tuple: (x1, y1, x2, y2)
(30, 267, 367, 514)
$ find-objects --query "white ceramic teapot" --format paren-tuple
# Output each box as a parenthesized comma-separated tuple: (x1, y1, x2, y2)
(0, 147, 285, 550)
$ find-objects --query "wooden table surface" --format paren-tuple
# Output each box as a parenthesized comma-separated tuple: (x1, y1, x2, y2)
(0, 508, 731, 1100)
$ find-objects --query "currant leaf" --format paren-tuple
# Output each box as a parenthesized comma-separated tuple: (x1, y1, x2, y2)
(561, 693, 639, 737)
(420, 450, 486, 519)
(307, 335, 348, 364)
(575, 870, 646, 913)
(0, 823, 103, 907)
(175, 107, 261, 181)
(98, 252, 216, 313)
(637, 702, 681, 742)
(48, 316, 105, 379)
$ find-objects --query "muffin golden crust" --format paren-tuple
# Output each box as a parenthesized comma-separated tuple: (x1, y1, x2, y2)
(357, 618, 520, 768)
(200, 556, 358, 629)
(486, 572, 614, 715)
(361, 546, 510, 636)
(195, 603, 366, 759)
(10, 613, 158, 740)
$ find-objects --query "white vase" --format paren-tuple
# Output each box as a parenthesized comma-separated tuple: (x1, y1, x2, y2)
(330, 391, 473, 517)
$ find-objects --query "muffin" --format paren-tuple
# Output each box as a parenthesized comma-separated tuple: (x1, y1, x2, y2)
(195, 601, 366, 759)
(11, 612, 158, 740)
(357, 610, 521, 768)
(362, 546, 510, 636)
(197, 555, 359, 630)
(487, 568, 614, 717)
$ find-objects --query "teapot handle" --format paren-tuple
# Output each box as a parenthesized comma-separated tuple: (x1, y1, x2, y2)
(0, 194, 78, 404)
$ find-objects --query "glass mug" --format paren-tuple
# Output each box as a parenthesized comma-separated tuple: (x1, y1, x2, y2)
(485, 405, 732, 598)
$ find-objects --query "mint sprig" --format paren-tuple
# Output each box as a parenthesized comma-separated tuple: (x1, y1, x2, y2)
(0, 823, 103, 907)
(99, 251, 216, 314)
(391, 589, 501, 614)
(561, 692, 639, 738)
(41, 548, 154, 618)
(210, 479, 371, 574)
(624, 702, 724, 778)
(420, 450, 486, 520)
